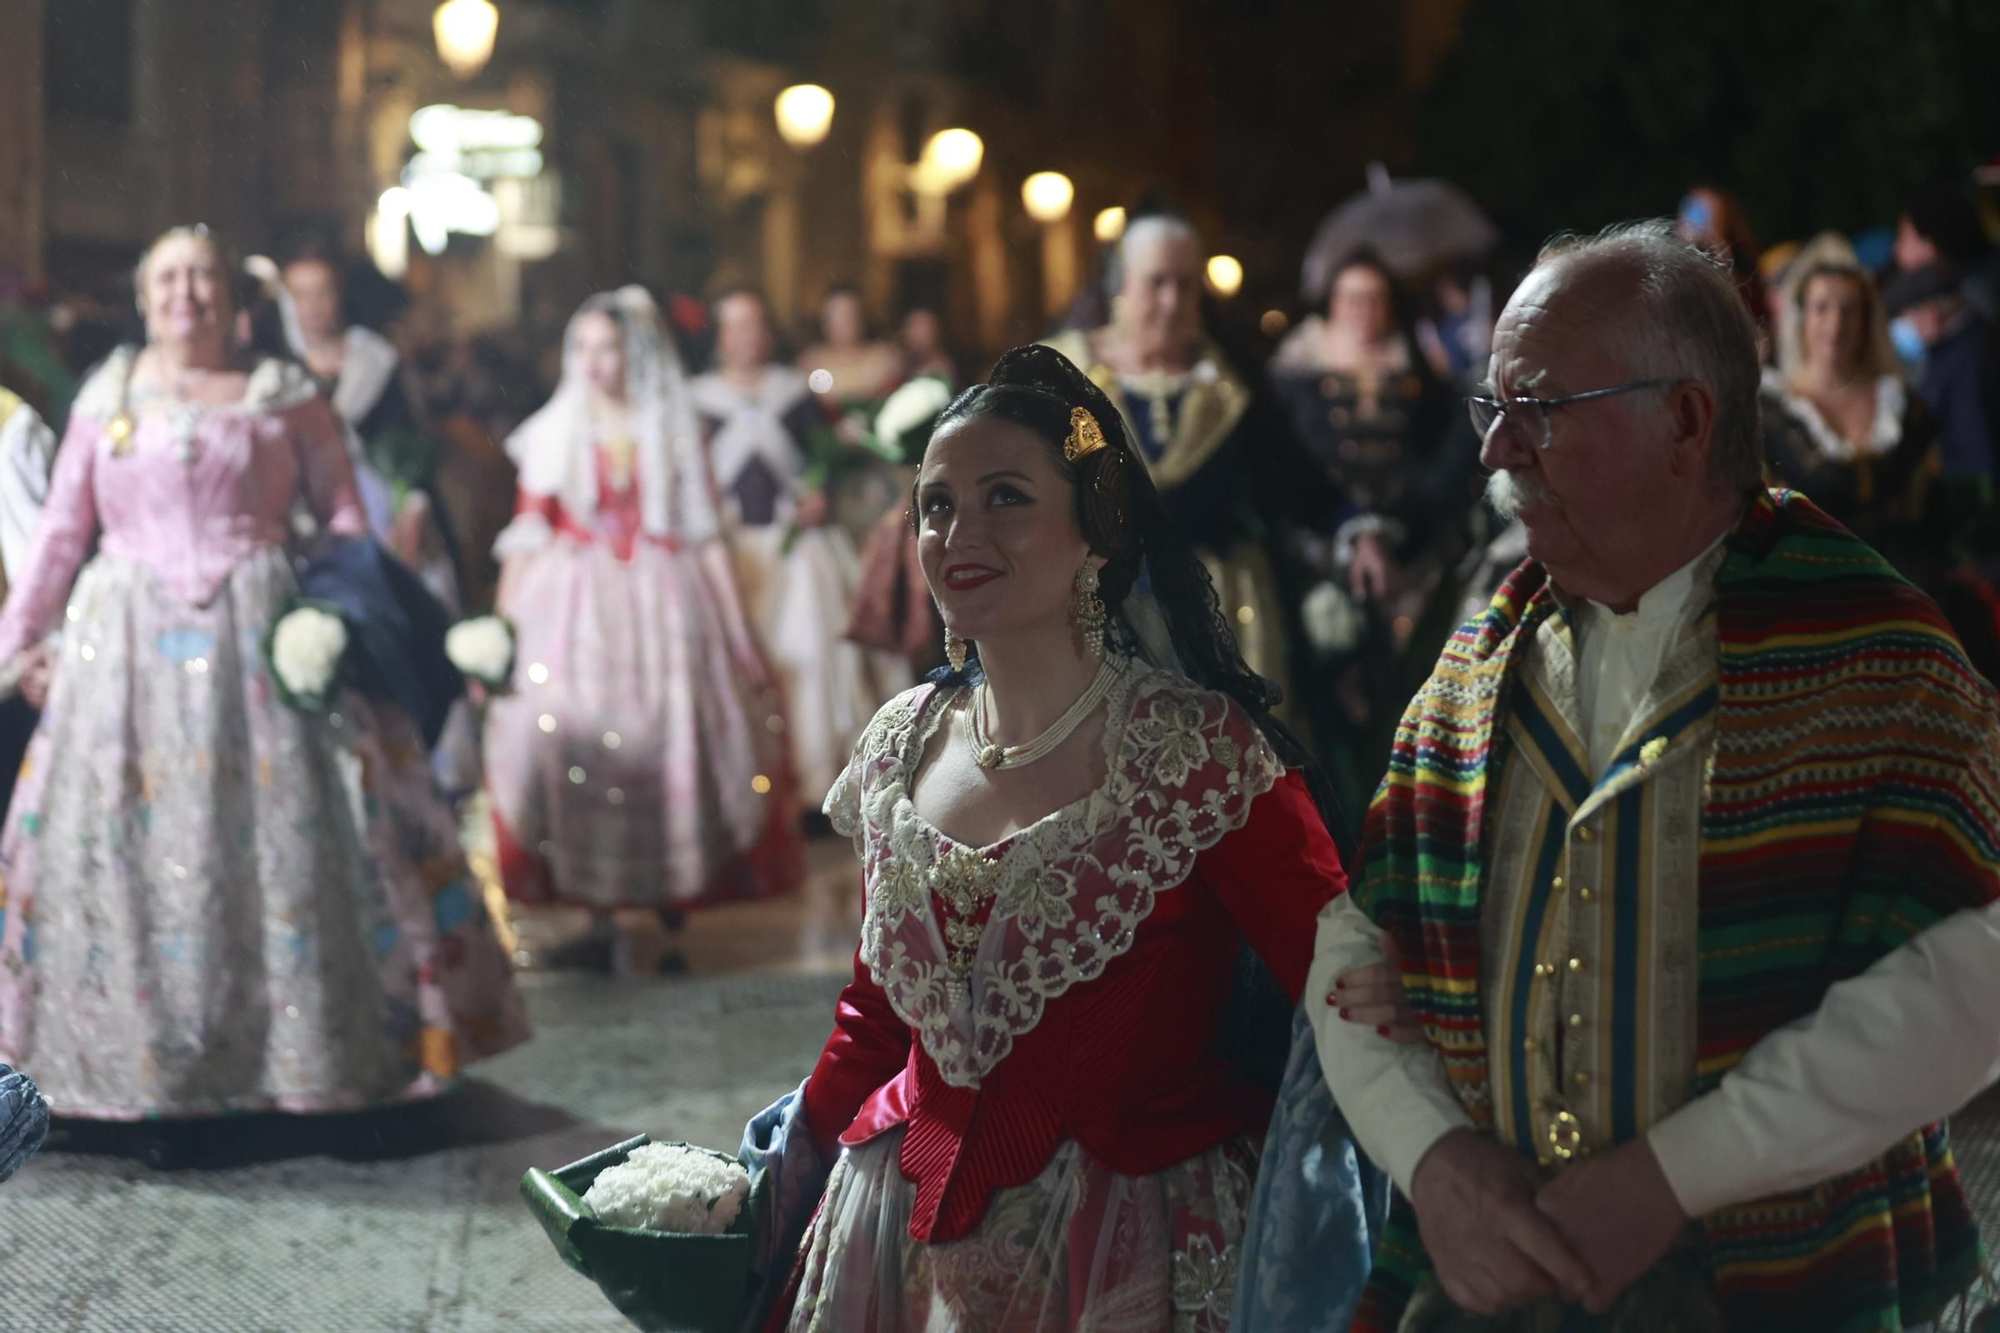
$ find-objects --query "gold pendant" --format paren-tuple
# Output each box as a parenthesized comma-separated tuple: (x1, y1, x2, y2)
(107, 414, 135, 457)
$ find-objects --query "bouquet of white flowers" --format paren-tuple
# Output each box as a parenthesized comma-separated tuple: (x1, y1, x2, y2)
(522, 1135, 772, 1333)
(444, 614, 515, 691)
(873, 374, 954, 456)
(265, 598, 350, 711)
(1301, 579, 1366, 657)
(581, 1142, 752, 1235)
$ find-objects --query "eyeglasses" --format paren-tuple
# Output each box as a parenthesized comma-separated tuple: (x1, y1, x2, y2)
(1466, 379, 1678, 451)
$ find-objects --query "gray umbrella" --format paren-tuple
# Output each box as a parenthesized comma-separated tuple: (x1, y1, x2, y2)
(1301, 167, 1500, 302)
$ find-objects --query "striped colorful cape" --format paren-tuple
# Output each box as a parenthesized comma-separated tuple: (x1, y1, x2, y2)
(1351, 489, 1995, 1332)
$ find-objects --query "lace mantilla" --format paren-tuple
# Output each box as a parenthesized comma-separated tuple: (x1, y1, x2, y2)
(71, 347, 323, 423)
(825, 664, 1284, 1089)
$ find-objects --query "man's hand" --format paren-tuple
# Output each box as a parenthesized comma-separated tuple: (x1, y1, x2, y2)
(1410, 1129, 1592, 1315)
(1348, 531, 1393, 602)
(1534, 1138, 1689, 1314)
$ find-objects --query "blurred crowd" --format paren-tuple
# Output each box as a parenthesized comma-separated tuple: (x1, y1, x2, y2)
(1, 171, 1996, 836)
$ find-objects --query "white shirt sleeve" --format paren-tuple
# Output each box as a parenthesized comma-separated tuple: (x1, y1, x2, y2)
(1308, 892, 1476, 1195)
(0, 405, 56, 584)
(1646, 900, 2000, 1218)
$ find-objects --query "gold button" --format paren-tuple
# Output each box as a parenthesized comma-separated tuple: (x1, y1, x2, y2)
(1532, 963, 1549, 977)
(1573, 1069, 1591, 1087)
(1576, 826, 1595, 843)
(1523, 1037, 1540, 1053)
(1578, 887, 1596, 903)
(1552, 875, 1564, 891)
(1568, 1013, 1585, 1028)
(1567, 957, 1585, 974)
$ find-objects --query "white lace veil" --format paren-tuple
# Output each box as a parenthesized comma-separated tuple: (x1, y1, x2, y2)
(507, 286, 716, 542)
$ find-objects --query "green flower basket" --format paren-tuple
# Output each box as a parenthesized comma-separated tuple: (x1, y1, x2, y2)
(521, 1135, 770, 1333)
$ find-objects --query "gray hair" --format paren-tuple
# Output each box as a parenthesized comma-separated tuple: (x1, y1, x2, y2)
(1105, 213, 1201, 298)
(1534, 219, 1763, 494)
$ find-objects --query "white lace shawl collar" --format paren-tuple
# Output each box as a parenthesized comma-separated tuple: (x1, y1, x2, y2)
(1763, 368, 1908, 462)
(73, 346, 319, 421)
(688, 366, 812, 492)
(825, 663, 1284, 1089)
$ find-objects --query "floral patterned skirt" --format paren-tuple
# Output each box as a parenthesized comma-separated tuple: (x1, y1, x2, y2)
(0, 549, 528, 1120)
(785, 1130, 1256, 1333)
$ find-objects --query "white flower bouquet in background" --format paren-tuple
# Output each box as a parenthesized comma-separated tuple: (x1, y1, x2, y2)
(264, 598, 350, 711)
(873, 374, 955, 455)
(1301, 579, 1366, 656)
(580, 1142, 751, 1235)
(445, 614, 515, 691)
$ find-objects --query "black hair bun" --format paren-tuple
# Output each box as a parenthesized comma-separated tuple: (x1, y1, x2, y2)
(987, 343, 1092, 397)
(983, 344, 1127, 450)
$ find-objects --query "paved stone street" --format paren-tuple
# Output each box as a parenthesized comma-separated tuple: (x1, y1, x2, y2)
(5, 833, 1999, 1330)
(2, 838, 863, 1333)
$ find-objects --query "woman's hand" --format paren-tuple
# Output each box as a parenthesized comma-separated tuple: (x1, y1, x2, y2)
(389, 491, 432, 566)
(793, 491, 830, 529)
(18, 642, 55, 710)
(1329, 931, 1424, 1044)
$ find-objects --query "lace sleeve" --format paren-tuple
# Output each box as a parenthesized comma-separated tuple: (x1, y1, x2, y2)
(0, 410, 100, 667)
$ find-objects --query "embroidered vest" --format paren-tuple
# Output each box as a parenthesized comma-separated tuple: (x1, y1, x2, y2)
(1353, 490, 1993, 1331)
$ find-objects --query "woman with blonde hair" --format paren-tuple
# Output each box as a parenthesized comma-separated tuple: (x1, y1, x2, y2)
(1760, 249, 1936, 551)
(0, 226, 525, 1160)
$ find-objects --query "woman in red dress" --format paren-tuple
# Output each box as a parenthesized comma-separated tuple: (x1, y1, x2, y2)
(768, 344, 1357, 1330)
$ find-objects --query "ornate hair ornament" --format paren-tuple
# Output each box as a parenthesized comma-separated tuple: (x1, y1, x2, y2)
(1064, 405, 1110, 462)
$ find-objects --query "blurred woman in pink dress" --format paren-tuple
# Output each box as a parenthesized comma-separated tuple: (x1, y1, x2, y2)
(0, 226, 526, 1145)
(486, 288, 801, 973)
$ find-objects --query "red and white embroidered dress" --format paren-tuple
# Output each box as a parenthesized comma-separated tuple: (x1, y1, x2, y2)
(782, 663, 1349, 1331)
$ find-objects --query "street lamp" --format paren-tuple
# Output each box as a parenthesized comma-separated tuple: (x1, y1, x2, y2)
(1093, 206, 1127, 244)
(773, 84, 835, 151)
(1021, 172, 1074, 225)
(433, 0, 499, 79)
(1206, 254, 1244, 298)
(915, 129, 984, 194)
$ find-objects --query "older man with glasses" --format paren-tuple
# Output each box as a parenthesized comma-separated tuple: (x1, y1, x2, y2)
(1287, 219, 2000, 1331)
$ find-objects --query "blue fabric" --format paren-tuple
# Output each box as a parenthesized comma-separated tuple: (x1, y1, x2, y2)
(736, 1080, 830, 1333)
(1233, 1007, 1390, 1332)
(0, 1064, 49, 1185)
(296, 535, 464, 746)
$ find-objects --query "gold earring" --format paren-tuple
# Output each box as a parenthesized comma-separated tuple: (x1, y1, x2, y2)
(944, 629, 968, 673)
(1073, 562, 1106, 658)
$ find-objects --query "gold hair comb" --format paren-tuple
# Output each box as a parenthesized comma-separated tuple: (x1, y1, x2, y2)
(1064, 405, 1109, 462)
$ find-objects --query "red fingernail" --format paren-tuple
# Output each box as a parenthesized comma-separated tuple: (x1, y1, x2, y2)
(1376, 1024, 1390, 1036)
(1335, 978, 1346, 990)
(1339, 1008, 1352, 1020)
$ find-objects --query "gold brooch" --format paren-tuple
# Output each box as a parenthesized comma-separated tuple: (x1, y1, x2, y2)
(107, 414, 135, 457)
(1638, 736, 1669, 768)
(1063, 405, 1109, 462)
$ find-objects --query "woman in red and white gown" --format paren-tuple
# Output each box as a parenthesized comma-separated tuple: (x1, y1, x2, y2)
(768, 344, 1356, 1330)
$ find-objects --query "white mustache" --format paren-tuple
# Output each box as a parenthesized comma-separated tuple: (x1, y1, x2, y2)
(1486, 468, 1555, 521)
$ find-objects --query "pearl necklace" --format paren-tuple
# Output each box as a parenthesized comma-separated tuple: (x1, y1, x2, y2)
(966, 659, 1120, 770)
